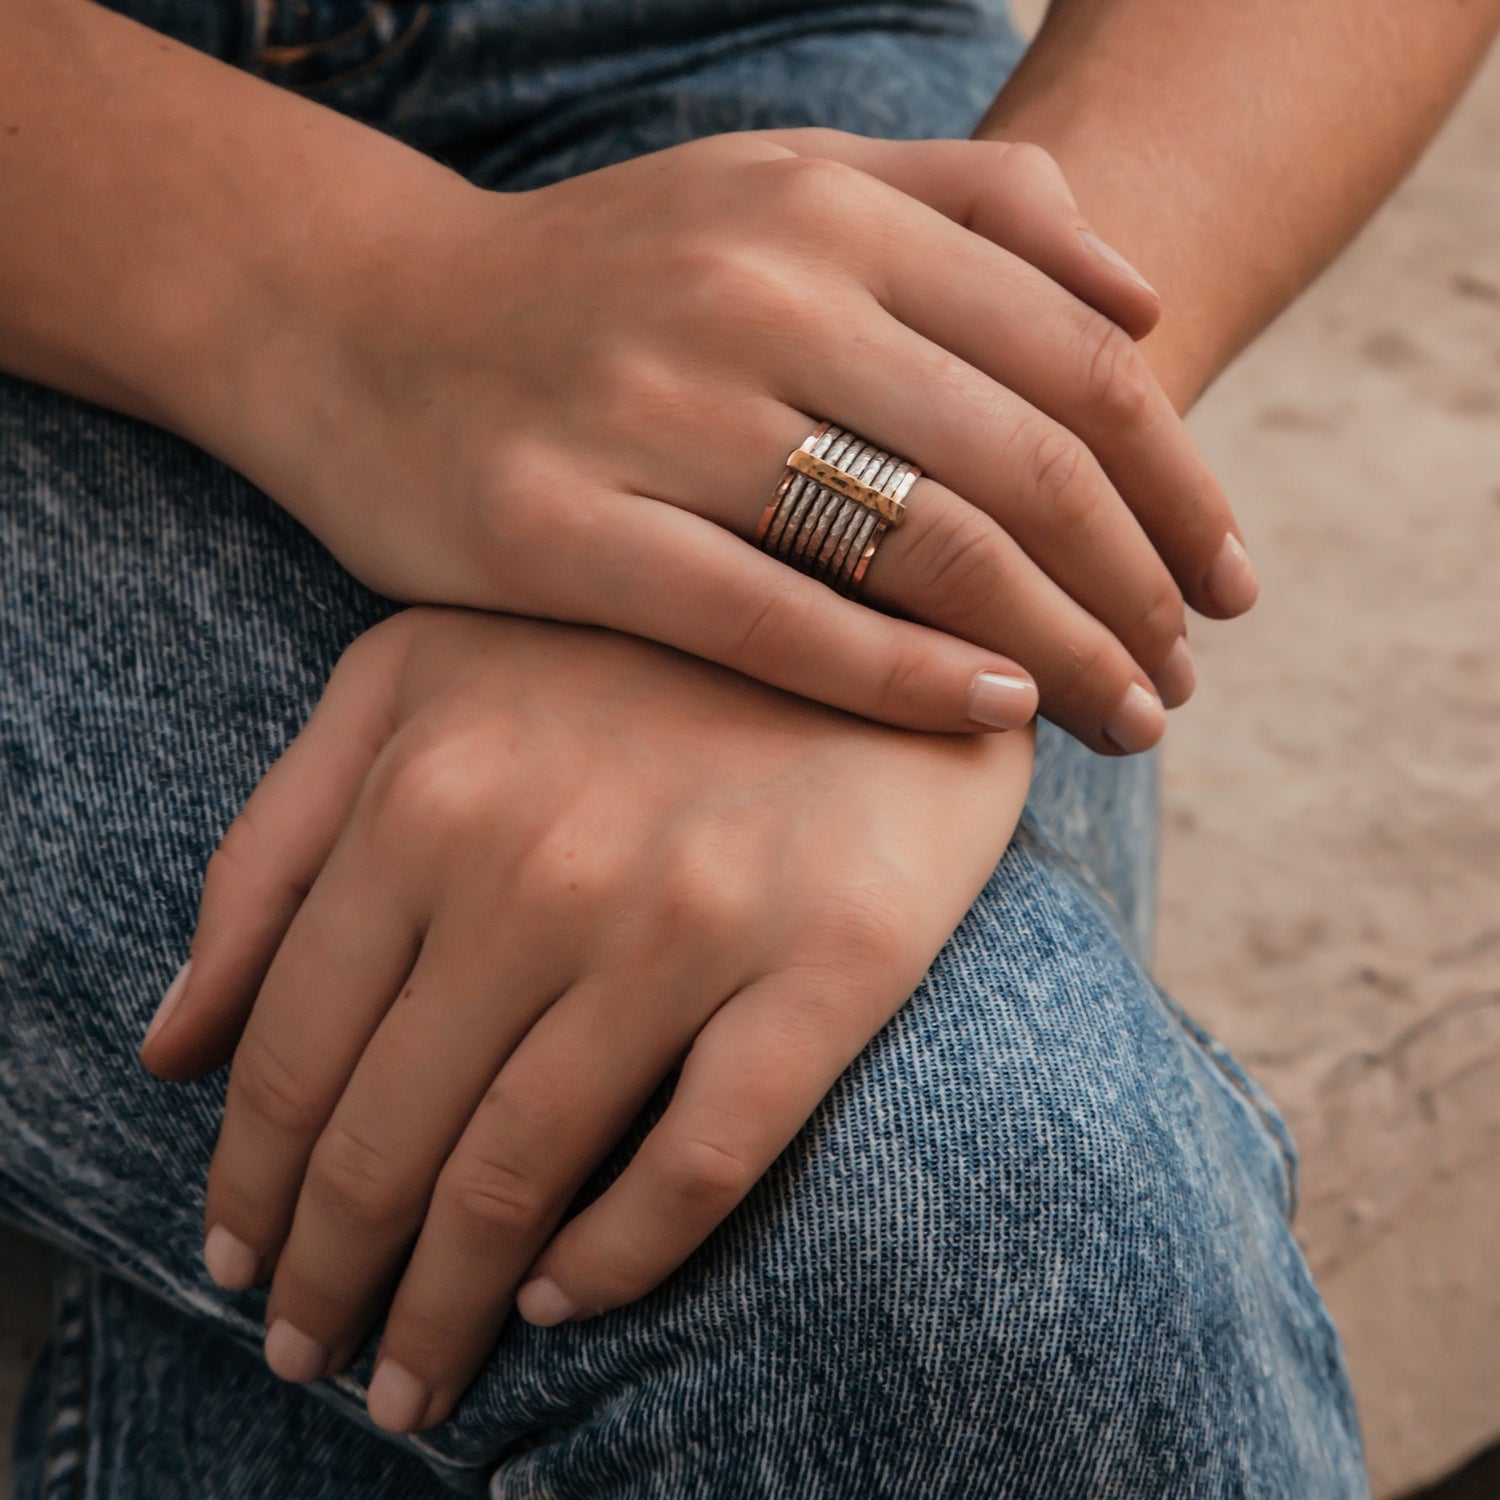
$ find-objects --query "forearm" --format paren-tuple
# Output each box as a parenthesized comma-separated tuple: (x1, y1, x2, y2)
(0, 0, 462, 456)
(978, 0, 1500, 409)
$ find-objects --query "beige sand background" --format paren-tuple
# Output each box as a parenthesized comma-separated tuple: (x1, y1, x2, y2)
(3, 22, 1497, 1500)
(1151, 40, 1500, 1497)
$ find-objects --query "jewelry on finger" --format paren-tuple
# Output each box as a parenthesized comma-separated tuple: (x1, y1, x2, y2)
(756, 421, 921, 597)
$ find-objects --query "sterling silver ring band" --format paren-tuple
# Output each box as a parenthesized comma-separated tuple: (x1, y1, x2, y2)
(756, 421, 920, 596)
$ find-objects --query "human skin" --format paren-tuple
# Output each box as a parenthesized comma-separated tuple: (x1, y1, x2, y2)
(135, 0, 1500, 1434)
(143, 607, 1037, 1433)
(976, 0, 1500, 411)
(13, 0, 1499, 1443)
(0, 0, 1267, 753)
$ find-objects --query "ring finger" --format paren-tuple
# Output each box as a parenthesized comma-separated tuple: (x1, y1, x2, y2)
(622, 395, 1180, 753)
(362, 972, 710, 1432)
(770, 311, 1194, 710)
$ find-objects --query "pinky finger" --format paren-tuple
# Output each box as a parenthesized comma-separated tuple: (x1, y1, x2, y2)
(515, 968, 874, 1325)
(582, 499, 1038, 735)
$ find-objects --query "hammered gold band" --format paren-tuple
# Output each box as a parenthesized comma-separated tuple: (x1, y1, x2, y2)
(755, 421, 920, 596)
(782, 448, 909, 525)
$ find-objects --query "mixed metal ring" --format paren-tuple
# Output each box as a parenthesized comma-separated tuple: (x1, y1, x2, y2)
(755, 420, 920, 596)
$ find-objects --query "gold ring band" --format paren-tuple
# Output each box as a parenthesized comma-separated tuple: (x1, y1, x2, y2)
(782, 448, 909, 525)
(755, 421, 920, 596)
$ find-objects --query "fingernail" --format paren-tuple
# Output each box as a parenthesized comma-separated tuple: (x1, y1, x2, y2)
(142, 959, 192, 1050)
(368, 1359, 430, 1432)
(517, 1277, 576, 1327)
(265, 1319, 329, 1383)
(967, 671, 1037, 730)
(204, 1225, 260, 1290)
(1204, 533, 1259, 615)
(1103, 682, 1166, 754)
(1153, 638, 1196, 710)
(1079, 230, 1157, 297)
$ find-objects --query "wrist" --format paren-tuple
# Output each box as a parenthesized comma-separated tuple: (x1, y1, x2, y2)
(0, 0, 478, 510)
(970, 23, 1251, 415)
(190, 141, 482, 530)
(972, 109, 1229, 411)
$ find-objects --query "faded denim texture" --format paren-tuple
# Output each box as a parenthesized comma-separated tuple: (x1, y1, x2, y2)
(1, 0, 1369, 1494)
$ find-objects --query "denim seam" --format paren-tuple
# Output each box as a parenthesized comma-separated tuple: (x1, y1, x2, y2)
(1013, 809, 1299, 1218)
(0, 1166, 494, 1488)
(39, 1261, 90, 1500)
(1153, 986, 1300, 1219)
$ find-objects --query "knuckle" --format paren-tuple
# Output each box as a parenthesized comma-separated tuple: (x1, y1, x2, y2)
(445, 1152, 548, 1234)
(208, 816, 259, 882)
(230, 1031, 323, 1135)
(1082, 320, 1152, 428)
(1132, 575, 1187, 645)
(657, 1133, 755, 1207)
(205, 815, 310, 909)
(802, 884, 909, 976)
(904, 504, 1009, 631)
(724, 570, 811, 664)
(306, 1125, 407, 1230)
(760, 151, 867, 221)
(678, 238, 810, 330)
(370, 731, 492, 845)
(466, 442, 584, 595)
(648, 839, 751, 948)
(519, 830, 614, 913)
(1044, 461, 1105, 540)
(1055, 629, 1119, 709)
(870, 640, 937, 724)
(1025, 422, 1086, 514)
(590, 340, 693, 434)
(472, 436, 565, 518)
(1002, 139, 1061, 178)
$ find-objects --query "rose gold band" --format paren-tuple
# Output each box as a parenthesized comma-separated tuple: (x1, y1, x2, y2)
(755, 421, 920, 596)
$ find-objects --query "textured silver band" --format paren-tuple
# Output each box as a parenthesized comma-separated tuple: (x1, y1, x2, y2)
(756, 421, 920, 596)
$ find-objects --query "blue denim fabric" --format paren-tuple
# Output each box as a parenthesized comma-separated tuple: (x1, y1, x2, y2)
(2, 0, 1368, 1494)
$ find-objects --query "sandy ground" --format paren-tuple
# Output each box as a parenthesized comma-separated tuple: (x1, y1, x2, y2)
(3, 24, 1497, 1500)
(1154, 40, 1500, 1496)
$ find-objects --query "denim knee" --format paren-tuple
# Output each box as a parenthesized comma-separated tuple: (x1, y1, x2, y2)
(720, 825, 1368, 1497)
(413, 829, 1366, 1498)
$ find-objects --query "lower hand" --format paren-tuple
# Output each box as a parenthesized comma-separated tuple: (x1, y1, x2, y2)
(140, 607, 1034, 1432)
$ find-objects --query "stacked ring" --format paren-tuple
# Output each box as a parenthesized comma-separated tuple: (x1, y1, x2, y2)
(755, 420, 920, 596)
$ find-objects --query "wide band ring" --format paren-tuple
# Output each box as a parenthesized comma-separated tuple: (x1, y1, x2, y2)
(755, 420, 920, 596)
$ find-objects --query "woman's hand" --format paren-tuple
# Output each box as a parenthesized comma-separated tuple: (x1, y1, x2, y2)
(2, 5, 1247, 750)
(139, 607, 1034, 1433)
(235, 130, 1256, 754)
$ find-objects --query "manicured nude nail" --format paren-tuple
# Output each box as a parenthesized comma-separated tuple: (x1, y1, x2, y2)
(1103, 683, 1166, 755)
(967, 671, 1037, 730)
(265, 1319, 329, 1383)
(368, 1360, 430, 1433)
(1153, 638, 1196, 710)
(1204, 533, 1260, 615)
(203, 1225, 260, 1291)
(142, 959, 192, 1050)
(516, 1277, 576, 1327)
(1079, 230, 1157, 297)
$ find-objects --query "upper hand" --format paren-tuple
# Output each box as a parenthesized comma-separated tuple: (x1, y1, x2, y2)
(139, 607, 1034, 1432)
(251, 130, 1256, 753)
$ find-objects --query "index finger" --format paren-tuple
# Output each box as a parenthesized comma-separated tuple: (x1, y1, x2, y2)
(513, 964, 885, 1328)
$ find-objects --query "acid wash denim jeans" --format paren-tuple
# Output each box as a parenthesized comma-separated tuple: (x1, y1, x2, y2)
(0, 0, 1369, 1495)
